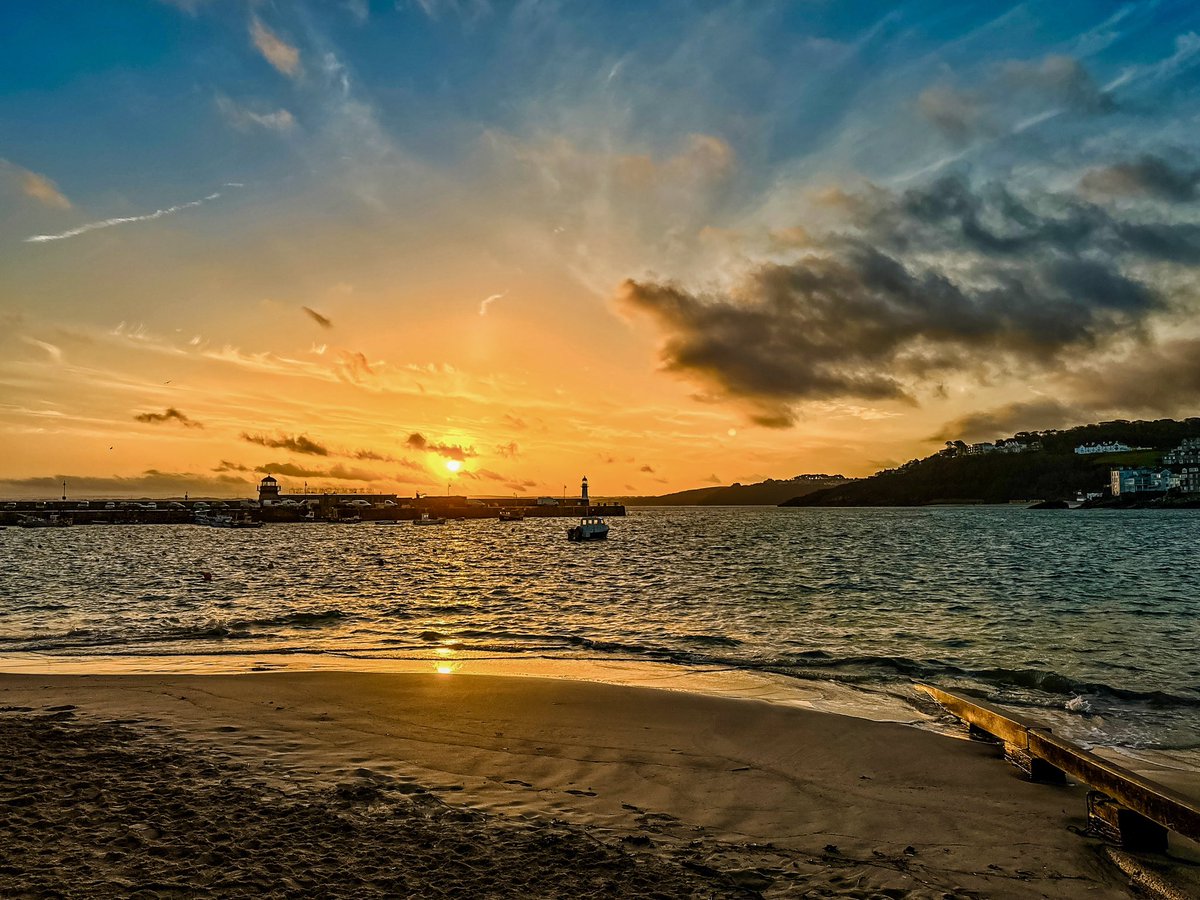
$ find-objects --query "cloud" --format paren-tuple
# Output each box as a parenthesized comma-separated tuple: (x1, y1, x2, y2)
(410, 0, 491, 22)
(916, 86, 990, 145)
(0, 470, 249, 499)
(302, 306, 333, 328)
(334, 350, 376, 383)
(1062, 337, 1200, 417)
(241, 432, 329, 456)
(918, 54, 1113, 143)
(479, 291, 507, 315)
(256, 462, 380, 481)
(1001, 55, 1115, 114)
(639, 464, 655, 473)
(930, 400, 1084, 444)
(405, 432, 477, 460)
(1079, 156, 1199, 203)
(216, 96, 296, 133)
(25, 190, 229, 243)
(20, 336, 64, 363)
(495, 441, 519, 458)
(343, 0, 369, 23)
(1, 159, 71, 209)
(250, 17, 302, 78)
(704, 474, 722, 484)
(134, 407, 203, 428)
(619, 173, 1197, 426)
(213, 460, 252, 473)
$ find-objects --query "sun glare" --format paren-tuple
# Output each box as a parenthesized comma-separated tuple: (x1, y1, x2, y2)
(444, 459, 462, 473)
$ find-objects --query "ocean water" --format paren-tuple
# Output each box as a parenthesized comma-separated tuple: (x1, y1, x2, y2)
(2, 506, 1198, 757)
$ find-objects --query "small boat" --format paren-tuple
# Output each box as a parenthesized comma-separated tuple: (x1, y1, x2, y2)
(567, 516, 609, 541)
(498, 509, 525, 522)
(336, 514, 362, 524)
(17, 514, 72, 528)
(413, 512, 447, 526)
(194, 512, 233, 527)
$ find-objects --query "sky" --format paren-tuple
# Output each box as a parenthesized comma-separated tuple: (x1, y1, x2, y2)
(2, 0, 1200, 499)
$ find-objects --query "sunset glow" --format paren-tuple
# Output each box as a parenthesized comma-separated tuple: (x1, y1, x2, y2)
(3, 3, 1200, 499)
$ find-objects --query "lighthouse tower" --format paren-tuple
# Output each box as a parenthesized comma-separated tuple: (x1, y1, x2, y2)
(581, 475, 590, 506)
(258, 475, 281, 504)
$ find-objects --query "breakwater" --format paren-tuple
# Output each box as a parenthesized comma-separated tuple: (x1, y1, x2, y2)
(0, 499, 625, 527)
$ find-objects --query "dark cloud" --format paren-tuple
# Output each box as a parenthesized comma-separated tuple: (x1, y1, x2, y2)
(302, 306, 332, 328)
(133, 407, 202, 428)
(639, 464, 655, 473)
(495, 441, 520, 458)
(1079, 156, 1199, 203)
(255, 462, 380, 481)
(620, 172, 1199, 426)
(405, 432, 477, 461)
(1063, 337, 1200, 416)
(930, 400, 1085, 444)
(241, 433, 329, 456)
(0, 470, 248, 499)
(213, 460, 252, 473)
(353, 448, 396, 461)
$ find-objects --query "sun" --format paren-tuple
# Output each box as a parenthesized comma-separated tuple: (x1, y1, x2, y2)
(444, 459, 462, 473)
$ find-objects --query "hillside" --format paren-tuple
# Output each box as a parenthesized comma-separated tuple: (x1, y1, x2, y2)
(783, 418, 1200, 507)
(621, 476, 849, 506)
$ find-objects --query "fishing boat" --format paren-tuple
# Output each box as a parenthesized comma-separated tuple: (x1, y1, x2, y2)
(413, 512, 447, 526)
(228, 512, 263, 529)
(567, 516, 608, 541)
(498, 509, 525, 522)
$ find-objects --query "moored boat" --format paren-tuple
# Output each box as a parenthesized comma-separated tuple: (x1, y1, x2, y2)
(567, 516, 608, 541)
(413, 512, 446, 526)
(498, 509, 525, 522)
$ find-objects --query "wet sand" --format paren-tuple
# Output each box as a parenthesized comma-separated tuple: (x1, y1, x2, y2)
(0, 671, 1139, 897)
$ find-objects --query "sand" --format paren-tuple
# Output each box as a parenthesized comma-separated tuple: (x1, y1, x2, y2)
(0, 671, 1148, 897)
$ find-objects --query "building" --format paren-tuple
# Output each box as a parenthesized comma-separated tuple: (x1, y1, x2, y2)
(1110, 467, 1174, 496)
(257, 476, 399, 507)
(1179, 465, 1200, 495)
(1077, 442, 1133, 455)
(1164, 437, 1200, 465)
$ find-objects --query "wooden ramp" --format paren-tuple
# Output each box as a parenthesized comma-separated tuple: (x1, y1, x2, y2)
(916, 684, 1200, 853)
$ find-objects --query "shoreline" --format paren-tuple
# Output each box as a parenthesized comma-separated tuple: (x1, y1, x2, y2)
(4, 668, 1198, 896)
(5, 652, 1199, 801)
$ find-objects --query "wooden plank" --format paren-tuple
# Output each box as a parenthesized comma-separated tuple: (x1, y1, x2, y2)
(914, 684, 1030, 748)
(1028, 729, 1200, 842)
(916, 684, 1200, 843)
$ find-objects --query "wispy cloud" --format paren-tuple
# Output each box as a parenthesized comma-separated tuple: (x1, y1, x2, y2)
(216, 95, 296, 133)
(251, 17, 302, 78)
(479, 290, 508, 316)
(1, 159, 71, 209)
(25, 191, 228, 243)
(20, 336, 64, 363)
(134, 407, 203, 428)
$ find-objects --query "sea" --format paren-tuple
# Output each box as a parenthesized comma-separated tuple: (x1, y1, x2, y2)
(2, 506, 1198, 770)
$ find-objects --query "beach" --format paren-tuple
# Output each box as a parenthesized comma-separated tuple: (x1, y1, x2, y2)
(0, 670, 1148, 898)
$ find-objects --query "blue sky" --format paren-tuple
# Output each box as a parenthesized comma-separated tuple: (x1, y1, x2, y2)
(2, 1, 1200, 496)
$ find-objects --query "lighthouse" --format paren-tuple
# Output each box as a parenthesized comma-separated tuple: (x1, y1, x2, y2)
(258, 475, 281, 504)
(581, 475, 590, 506)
